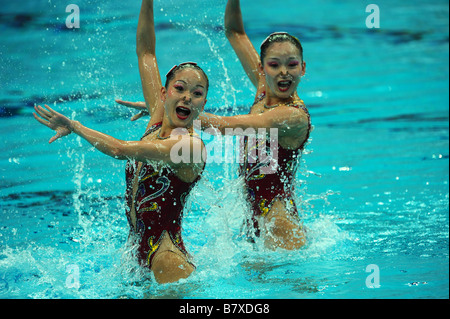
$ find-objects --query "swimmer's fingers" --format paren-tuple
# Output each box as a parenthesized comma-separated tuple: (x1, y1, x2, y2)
(33, 111, 51, 128)
(43, 104, 73, 128)
(43, 104, 61, 117)
(48, 133, 60, 144)
(131, 111, 146, 121)
(34, 105, 58, 130)
(48, 128, 71, 144)
(33, 111, 68, 143)
(33, 105, 73, 143)
(34, 105, 51, 121)
(115, 99, 147, 111)
(34, 104, 62, 122)
(115, 99, 148, 121)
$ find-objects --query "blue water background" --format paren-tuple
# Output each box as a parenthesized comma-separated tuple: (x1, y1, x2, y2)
(0, 0, 448, 298)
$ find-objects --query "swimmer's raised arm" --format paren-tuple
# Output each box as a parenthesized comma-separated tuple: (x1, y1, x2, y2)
(225, 0, 262, 88)
(136, 0, 164, 125)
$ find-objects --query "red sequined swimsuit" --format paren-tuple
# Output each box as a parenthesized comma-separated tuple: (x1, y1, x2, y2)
(240, 93, 311, 238)
(125, 122, 203, 268)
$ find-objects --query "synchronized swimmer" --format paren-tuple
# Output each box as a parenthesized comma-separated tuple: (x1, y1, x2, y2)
(35, 0, 208, 284)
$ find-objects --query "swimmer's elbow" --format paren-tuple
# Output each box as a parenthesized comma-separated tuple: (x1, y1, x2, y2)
(136, 47, 153, 58)
(225, 28, 235, 38)
(109, 142, 132, 160)
(225, 28, 245, 40)
(110, 146, 126, 160)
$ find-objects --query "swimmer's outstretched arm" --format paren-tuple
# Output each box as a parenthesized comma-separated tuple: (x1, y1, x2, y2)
(225, 0, 262, 88)
(199, 107, 309, 137)
(136, 0, 165, 126)
(33, 104, 200, 165)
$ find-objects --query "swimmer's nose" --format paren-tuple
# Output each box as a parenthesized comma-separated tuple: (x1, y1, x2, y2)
(280, 66, 288, 75)
(182, 95, 192, 104)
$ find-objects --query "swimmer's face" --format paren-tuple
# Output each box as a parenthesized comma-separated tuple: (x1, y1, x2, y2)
(162, 68, 207, 128)
(262, 41, 305, 99)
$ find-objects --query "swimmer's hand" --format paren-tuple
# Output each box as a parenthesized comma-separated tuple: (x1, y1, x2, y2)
(115, 99, 148, 121)
(33, 104, 73, 143)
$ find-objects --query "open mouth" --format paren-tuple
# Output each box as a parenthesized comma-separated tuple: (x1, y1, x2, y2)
(176, 106, 191, 120)
(277, 80, 292, 92)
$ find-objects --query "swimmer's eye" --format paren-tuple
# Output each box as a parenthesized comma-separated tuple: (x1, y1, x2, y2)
(174, 84, 184, 91)
(267, 62, 279, 68)
(193, 90, 204, 97)
(289, 61, 300, 67)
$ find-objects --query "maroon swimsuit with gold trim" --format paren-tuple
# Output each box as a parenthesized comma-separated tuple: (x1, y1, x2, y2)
(125, 122, 203, 268)
(240, 93, 311, 239)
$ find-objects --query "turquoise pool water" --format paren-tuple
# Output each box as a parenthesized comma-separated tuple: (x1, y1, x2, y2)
(0, 0, 448, 299)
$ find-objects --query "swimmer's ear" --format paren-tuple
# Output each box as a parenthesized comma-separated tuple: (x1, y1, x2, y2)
(301, 61, 306, 77)
(160, 86, 167, 102)
(258, 62, 265, 76)
(201, 99, 207, 113)
(200, 100, 206, 113)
